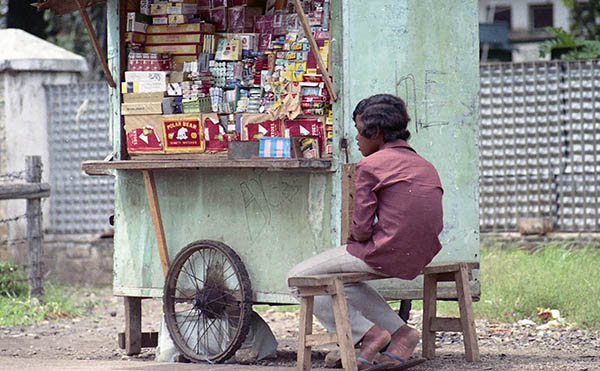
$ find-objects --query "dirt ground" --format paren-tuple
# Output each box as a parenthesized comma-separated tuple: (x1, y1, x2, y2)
(0, 288, 599, 370)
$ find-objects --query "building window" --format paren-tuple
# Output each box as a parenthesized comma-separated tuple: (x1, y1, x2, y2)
(490, 6, 511, 29)
(531, 4, 554, 30)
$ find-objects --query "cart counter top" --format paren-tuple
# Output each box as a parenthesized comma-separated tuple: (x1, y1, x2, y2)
(81, 158, 333, 175)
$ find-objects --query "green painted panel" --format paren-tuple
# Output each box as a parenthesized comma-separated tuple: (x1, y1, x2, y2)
(340, 0, 480, 295)
(113, 170, 332, 302)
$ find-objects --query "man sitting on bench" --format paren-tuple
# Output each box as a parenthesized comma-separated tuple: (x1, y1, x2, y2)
(288, 94, 444, 371)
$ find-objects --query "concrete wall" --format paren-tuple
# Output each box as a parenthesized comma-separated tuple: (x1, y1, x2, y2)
(0, 70, 83, 262)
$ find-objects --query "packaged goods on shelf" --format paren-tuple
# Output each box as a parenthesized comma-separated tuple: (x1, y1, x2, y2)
(259, 137, 291, 158)
(122, 0, 332, 158)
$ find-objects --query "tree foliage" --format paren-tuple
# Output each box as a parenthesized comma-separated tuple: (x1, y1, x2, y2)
(43, 2, 107, 81)
(563, 0, 600, 40)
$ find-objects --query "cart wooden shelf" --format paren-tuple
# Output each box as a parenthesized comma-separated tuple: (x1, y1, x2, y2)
(81, 158, 334, 175)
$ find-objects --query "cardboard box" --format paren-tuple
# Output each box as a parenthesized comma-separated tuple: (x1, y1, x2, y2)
(228, 6, 263, 33)
(145, 33, 204, 44)
(242, 114, 282, 140)
(144, 44, 200, 55)
(210, 7, 228, 32)
(151, 3, 168, 15)
(121, 102, 163, 115)
(284, 116, 325, 150)
(122, 92, 165, 103)
(171, 55, 198, 69)
(124, 114, 204, 153)
(125, 71, 168, 84)
(168, 14, 190, 24)
(126, 20, 149, 33)
(167, 3, 197, 14)
(125, 32, 147, 44)
(122, 81, 167, 93)
(146, 23, 215, 34)
(153, 15, 169, 25)
(126, 126, 163, 152)
(203, 114, 229, 151)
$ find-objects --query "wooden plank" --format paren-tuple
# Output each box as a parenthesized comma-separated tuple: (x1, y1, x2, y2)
(119, 0, 128, 159)
(0, 183, 51, 200)
(455, 264, 480, 362)
(297, 296, 314, 371)
(25, 156, 44, 299)
(118, 331, 158, 349)
(331, 278, 357, 371)
(431, 317, 462, 332)
(297, 286, 334, 297)
(124, 296, 142, 355)
(82, 158, 333, 174)
(142, 171, 170, 277)
(74, 0, 117, 87)
(305, 333, 338, 347)
(289, 272, 384, 287)
(421, 273, 437, 360)
(424, 262, 479, 275)
(341, 164, 356, 244)
(291, 0, 337, 102)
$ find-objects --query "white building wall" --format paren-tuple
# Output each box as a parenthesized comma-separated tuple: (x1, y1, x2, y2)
(479, 0, 570, 30)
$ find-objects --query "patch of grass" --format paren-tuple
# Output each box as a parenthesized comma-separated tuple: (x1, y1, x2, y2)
(0, 262, 28, 297)
(0, 282, 99, 327)
(474, 242, 600, 328)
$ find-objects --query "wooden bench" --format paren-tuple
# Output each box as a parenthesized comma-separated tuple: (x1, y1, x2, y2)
(287, 261, 480, 371)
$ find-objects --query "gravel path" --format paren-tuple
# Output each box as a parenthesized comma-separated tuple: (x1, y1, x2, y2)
(0, 288, 598, 370)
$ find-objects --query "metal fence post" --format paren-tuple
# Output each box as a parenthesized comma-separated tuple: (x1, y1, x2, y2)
(25, 156, 44, 299)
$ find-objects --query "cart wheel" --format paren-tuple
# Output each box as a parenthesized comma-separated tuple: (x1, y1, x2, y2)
(163, 240, 252, 363)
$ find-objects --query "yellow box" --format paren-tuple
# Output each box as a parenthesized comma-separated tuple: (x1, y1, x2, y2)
(150, 3, 168, 15)
(121, 102, 163, 115)
(168, 14, 187, 24)
(122, 92, 165, 103)
(146, 33, 203, 45)
(146, 23, 215, 35)
(144, 44, 199, 55)
(125, 32, 147, 44)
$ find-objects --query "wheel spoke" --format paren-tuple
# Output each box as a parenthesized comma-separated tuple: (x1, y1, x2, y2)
(187, 252, 203, 290)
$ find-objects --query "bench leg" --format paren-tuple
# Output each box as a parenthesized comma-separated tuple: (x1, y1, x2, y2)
(331, 279, 358, 371)
(455, 264, 480, 362)
(298, 296, 314, 371)
(124, 296, 142, 356)
(422, 274, 437, 360)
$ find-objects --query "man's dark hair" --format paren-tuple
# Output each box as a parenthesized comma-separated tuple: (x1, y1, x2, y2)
(352, 94, 411, 142)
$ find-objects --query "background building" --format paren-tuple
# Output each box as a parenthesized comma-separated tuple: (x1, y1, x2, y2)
(479, 0, 572, 62)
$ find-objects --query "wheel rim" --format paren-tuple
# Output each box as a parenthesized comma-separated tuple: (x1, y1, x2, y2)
(163, 240, 252, 363)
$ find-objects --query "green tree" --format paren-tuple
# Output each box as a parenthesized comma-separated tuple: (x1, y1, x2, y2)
(43, 3, 107, 81)
(563, 0, 600, 40)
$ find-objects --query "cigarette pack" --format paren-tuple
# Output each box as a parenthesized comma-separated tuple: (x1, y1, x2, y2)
(167, 3, 197, 14)
(168, 14, 191, 24)
(124, 114, 204, 154)
(126, 126, 163, 152)
(284, 116, 325, 151)
(151, 3, 168, 15)
(122, 80, 167, 93)
(145, 33, 204, 44)
(125, 71, 168, 84)
(147, 23, 215, 34)
(242, 114, 282, 140)
(144, 44, 200, 55)
(122, 92, 165, 103)
(153, 15, 168, 25)
(121, 102, 163, 115)
(228, 6, 263, 33)
(163, 116, 205, 151)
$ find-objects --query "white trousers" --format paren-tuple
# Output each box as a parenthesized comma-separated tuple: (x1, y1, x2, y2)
(287, 246, 405, 344)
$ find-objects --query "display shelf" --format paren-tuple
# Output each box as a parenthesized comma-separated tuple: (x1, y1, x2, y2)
(81, 157, 333, 175)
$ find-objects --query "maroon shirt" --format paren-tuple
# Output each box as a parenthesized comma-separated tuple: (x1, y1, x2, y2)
(346, 139, 444, 280)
